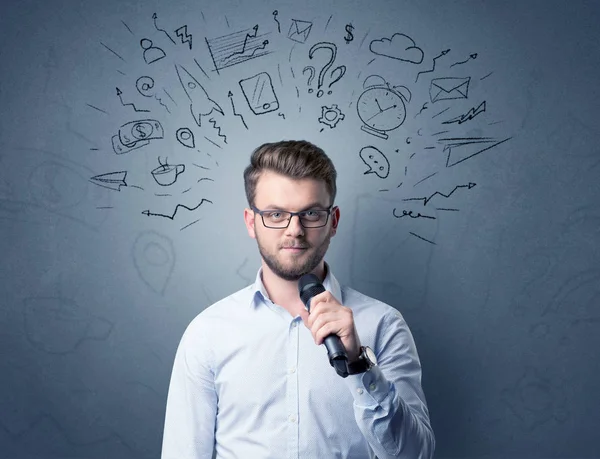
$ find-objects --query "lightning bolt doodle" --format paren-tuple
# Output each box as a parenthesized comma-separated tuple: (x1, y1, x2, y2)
(175, 25, 193, 49)
(403, 182, 476, 206)
(141, 198, 213, 220)
(442, 101, 486, 125)
(209, 118, 227, 144)
(415, 49, 450, 83)
(228, 91, 248, 129)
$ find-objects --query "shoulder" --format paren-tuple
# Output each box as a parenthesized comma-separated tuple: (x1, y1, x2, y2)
(341, 284, 406, 323)
(181, 283, 255, 340)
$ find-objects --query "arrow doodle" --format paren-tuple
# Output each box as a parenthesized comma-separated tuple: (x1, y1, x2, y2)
(116, 87, 149, 112)
(228, 90, 248, 129)
(141, 198, 213, 220)
(403, 182, 476, 206)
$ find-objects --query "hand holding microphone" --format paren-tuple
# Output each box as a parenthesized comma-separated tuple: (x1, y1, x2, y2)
(298, 274, 362, 378)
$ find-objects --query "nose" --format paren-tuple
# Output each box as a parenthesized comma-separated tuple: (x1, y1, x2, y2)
(285, 214, 305, 237)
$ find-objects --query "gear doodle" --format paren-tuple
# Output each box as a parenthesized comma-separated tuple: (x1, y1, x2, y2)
(318, 104, 345, 129)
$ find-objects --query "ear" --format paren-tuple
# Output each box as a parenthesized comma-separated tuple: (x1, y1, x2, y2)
(329, 206, 340, 237)
(244, 207, 257, 239)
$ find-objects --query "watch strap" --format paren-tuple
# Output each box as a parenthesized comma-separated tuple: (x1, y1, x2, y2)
(347, 346, 372, 375)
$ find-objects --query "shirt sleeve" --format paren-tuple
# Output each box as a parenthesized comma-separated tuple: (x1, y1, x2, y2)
(343, 309, 435, 458)
(161, 320, 217, 459)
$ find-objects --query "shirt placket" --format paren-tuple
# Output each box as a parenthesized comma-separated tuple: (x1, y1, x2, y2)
(286, 316, 300, 459)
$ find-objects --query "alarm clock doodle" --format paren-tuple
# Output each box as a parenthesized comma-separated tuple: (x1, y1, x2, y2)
(356, 75, 412, 140)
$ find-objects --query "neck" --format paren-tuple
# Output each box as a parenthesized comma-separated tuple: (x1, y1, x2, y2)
(261, 261, 327, 313)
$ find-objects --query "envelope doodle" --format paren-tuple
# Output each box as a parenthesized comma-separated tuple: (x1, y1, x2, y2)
(429, 77, 471, 103)
(287, 19, 313, 44)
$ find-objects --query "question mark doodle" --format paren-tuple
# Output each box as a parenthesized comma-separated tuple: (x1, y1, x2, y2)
(308, 42, 345, 98)
(303, 66, 315, 93)
(327, 66, 346, 94)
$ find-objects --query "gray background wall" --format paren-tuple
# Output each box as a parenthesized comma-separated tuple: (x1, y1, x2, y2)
(1, 0, 598, 457)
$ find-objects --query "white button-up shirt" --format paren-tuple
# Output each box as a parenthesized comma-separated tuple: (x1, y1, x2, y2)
(161, 265, 435, 458)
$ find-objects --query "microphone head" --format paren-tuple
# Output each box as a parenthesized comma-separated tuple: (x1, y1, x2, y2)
(298, 273, 325, 311)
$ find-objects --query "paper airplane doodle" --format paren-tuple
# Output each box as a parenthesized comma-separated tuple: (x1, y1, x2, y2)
(175, 64, 224, 127)
(440, 136, 512, 167)
(89, 171, 128, 191)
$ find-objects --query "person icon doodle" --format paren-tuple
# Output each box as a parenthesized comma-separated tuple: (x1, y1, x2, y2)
(140, 38, 166, 64)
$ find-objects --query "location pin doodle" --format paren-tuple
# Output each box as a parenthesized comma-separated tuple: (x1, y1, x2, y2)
(132, 230, 175, 296)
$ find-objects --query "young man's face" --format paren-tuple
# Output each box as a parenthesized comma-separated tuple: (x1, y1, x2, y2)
(244, 170, 339, 281)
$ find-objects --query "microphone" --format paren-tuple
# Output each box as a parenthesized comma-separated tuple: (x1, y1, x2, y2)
(298, 273, 349, 377)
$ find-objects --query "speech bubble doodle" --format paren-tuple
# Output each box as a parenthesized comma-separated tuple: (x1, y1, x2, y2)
(359, 146, 390, 179)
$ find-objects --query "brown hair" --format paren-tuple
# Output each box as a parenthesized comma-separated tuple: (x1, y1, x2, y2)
(243, 140, 337, 207)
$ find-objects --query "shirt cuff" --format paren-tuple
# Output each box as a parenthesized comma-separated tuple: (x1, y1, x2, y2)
(343, 365, 391, 407)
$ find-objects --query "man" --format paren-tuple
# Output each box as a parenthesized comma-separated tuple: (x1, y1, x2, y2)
(161, 140, 435, 458)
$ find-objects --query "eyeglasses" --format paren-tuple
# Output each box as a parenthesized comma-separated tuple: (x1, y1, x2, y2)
(252, 206, 333, 228)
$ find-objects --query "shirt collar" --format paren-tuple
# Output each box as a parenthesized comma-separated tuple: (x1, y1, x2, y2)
(250, 262, 343, 308)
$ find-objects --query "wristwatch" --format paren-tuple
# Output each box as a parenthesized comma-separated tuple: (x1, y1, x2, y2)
(347, 346, 377, 375)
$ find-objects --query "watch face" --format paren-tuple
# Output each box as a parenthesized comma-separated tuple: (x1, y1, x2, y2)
(357, 87, 407, 132)
(365, 347, 377, 365)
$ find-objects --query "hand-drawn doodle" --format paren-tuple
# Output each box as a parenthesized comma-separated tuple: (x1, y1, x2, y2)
(23, 296, 113, 354)
(273, 10, 281, 33)
(403, 182, 476, 206)
(136, 76, 171, 113)
(442, 101, 486, 124)
(429, 77, 471, 103)
(135, 77, 155, 97)
(86, 103, 108, 115)
(176, 127, 195, 148)
(392, 209, 436, 219)
(450, 53, 478, 68)
(141, 198, 213, 220)
(414, 102, 428, 118)
(344, 23, 354, 44)
(119, 119, 164, 145)
(132, 230, 175, 295)
(112, 136, 149, 155)
(303, 66, 316, 93)
(175, 64, 224, 127)
(415, 48, 450, 82)
(140, 38, 166, 64)
(239, 72, 279, 115)
(208, 118, 227, 143)
(308, 42, 346, 97)
(228, 91, 248, 129)
(151, 158, 185, 186)
(175, 25, 193, 49)
(89, 171, 127, 191)
(116, 87, 149, 112)
(369, 33, 424, 64)
(440, 136, 512, 167)
(501, 367, 568, 430)
(100, 41, 125, 62)
(359, 146, 390, 179)
(206, 25, 271, 73)
(318, 104, 345, 129)
(287, 19, 312, 43)
(153, 13, 176, 44)
(357, 75, 411, 139)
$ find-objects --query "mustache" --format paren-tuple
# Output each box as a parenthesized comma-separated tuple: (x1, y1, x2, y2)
(281, 241, 310, 249)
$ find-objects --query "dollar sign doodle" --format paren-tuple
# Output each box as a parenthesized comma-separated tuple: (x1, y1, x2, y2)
(135, 123, 148, 139)
(344, 24, 354, 44)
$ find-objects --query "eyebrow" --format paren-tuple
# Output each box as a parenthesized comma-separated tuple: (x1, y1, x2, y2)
(262, 202, 329, 211)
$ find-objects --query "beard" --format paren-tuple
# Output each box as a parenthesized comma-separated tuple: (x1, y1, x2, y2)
(256, 232, 331, 281)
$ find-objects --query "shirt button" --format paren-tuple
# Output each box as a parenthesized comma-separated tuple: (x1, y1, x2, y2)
(289, 415, 296, 423)
(289, 367, 296, 374)
(291, 322, 297, 328)
(369, 383, 376, 391)
(356, 388, 364, 395)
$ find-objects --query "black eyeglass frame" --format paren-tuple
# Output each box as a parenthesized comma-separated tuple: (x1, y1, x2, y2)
(251, 205, 335, 229)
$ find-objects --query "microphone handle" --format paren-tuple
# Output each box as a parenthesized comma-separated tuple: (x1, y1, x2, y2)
(324, 334, 349, 378)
